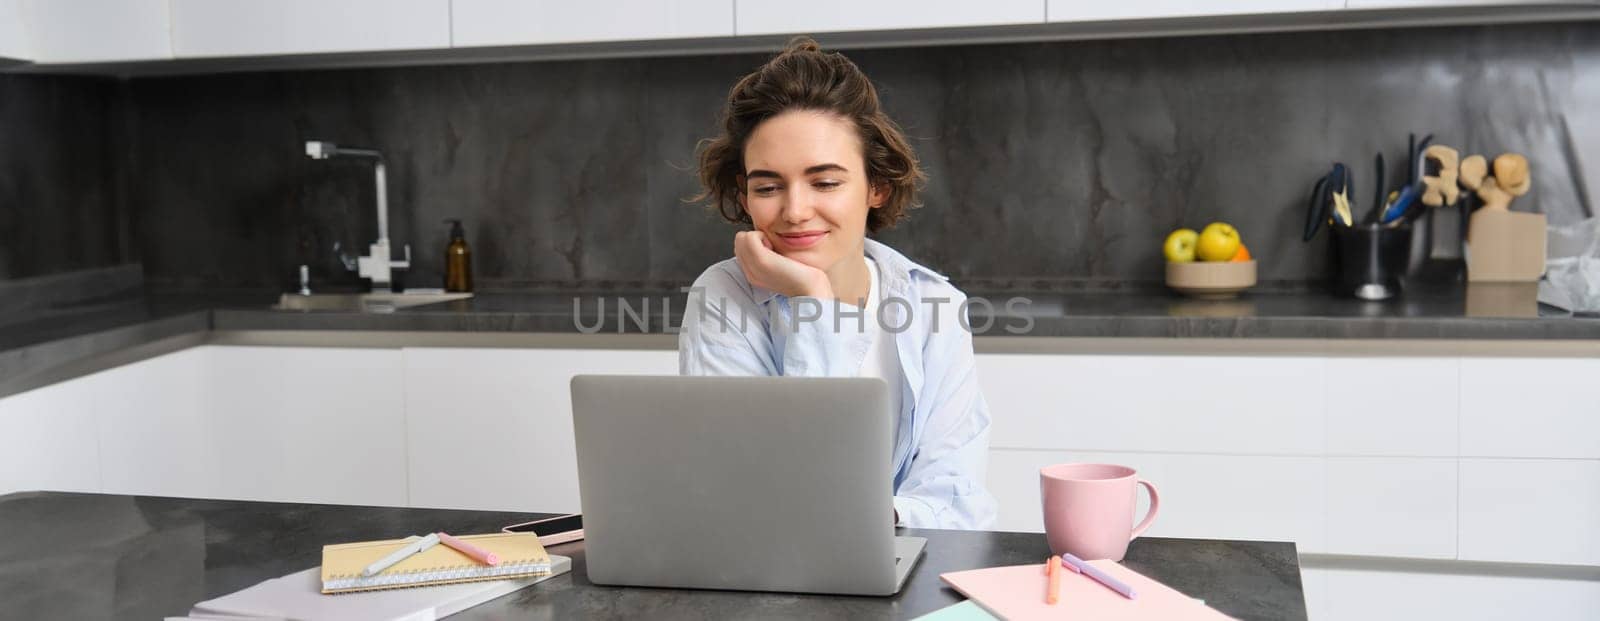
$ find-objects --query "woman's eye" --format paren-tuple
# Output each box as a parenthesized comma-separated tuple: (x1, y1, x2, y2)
(751, 185, 780, 195)
(813, 180, 842, 190)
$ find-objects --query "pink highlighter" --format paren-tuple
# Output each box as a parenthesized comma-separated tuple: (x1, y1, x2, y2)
(436, 532, 500, 566)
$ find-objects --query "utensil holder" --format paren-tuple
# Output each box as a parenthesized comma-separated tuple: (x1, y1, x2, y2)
(1333, 223, 1413, 300)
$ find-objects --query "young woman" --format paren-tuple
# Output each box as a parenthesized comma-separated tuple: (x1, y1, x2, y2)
(679, 38, 997, 530)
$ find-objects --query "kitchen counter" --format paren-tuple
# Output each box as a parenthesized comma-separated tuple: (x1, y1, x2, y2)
(0, 491, 1308, 620)
(3, 286, 1597, 397)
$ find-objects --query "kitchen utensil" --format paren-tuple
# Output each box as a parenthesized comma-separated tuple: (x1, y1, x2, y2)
(1364, 153, 1386, 225)
(1380, 185, 1419, 224)
(1305, 163, 1354, 242)
(1334, 165, 1355, 226)
(1304, 174, 1331, 241)
(1460, 152, 1531, 211)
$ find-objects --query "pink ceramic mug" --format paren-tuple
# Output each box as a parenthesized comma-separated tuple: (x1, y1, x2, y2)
(1040, 463, 1160, 561)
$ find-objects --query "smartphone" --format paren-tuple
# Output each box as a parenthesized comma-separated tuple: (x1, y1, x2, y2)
(501, 514, 584, 546)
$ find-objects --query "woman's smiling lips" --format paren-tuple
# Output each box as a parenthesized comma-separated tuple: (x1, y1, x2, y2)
(776, 230, 828, 249)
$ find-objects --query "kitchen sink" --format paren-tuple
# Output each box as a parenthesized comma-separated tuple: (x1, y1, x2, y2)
(273, 291, 473, 312)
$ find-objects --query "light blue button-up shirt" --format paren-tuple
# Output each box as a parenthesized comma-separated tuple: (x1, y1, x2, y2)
(678, 237, 998, 530)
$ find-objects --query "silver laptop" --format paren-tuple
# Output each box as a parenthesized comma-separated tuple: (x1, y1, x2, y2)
(570, 375, 927, 596)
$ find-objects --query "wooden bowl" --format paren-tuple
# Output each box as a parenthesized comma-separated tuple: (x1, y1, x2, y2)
(1165, 260, 1256, 299)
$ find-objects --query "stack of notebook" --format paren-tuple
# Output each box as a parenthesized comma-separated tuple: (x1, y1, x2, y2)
(319, 532, 555, 593)
(179, 533, 570, 621)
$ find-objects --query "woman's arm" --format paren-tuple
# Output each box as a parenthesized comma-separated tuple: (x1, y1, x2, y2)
(679, 262, 867, 378)
(891, 294, 999, 530)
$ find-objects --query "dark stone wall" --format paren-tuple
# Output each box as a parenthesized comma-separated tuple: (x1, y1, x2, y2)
(0, 74, 127, 282)
(35, 21, 1600, 293)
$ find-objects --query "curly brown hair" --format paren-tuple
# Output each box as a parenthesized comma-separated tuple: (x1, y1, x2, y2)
(694, 37, 924, 233)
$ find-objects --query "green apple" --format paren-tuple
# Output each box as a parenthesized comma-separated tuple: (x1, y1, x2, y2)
(1163, 228, 1199, 262)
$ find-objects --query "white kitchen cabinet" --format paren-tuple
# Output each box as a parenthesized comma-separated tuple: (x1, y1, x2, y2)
(402, 347, 676, 513)
(452, 0, 732, 48)
(1325, 357, 1458, 457)
(1459, 358, 1600, 459)
(978, 354, 1326, 456)
(95, 347, 215, 498)
(204, 346, 408, 507)
(1312, 565, 1600, 621)
(734, 0, 1043, 36)
(0, 381, 100, 496)
(1325, 457, 1457, 559)
(170, 0, 450, 59)
(21, 0, 172, 63)
(1459, 458, 1600, 566)
(1049, 0, 1342, 21)
(1347, 0, 1597, 7)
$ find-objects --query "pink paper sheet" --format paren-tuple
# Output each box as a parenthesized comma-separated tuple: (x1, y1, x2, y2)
(940, 560, 1235, 620)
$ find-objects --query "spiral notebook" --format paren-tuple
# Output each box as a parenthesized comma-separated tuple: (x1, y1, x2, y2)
(321, 532, 554, 594)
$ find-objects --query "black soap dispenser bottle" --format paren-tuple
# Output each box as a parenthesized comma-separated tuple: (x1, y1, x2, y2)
(443, 219, 473, 293)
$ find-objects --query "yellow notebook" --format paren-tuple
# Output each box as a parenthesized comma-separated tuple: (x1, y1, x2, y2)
(320, 532, 553, 594)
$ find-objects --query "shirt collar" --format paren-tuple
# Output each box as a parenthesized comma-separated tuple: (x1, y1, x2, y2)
(749, 237, 949, 306)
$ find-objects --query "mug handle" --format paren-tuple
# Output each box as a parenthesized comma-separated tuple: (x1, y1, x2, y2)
(1129, 478, 1160, 540)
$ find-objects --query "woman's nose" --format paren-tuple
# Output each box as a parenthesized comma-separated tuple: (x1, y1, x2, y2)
(781, 187, 815, 223)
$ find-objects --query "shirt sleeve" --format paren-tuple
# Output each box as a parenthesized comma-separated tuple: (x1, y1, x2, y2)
(679, 264, 868, 378)
(891, 290, 999, 530)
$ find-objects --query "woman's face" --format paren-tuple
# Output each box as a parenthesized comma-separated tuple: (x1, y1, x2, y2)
(739, 110, 884, 273)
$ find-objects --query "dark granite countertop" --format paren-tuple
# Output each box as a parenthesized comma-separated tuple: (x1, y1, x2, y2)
(0, 492, 1306, 620)
(3, 286, 1596, 395)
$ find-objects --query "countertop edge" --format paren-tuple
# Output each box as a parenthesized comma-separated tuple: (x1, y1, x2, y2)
(3, 302, 1597, 401)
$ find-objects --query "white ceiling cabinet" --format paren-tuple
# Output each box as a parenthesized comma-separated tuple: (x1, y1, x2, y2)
(734, 0, 1045, 36)
(0, 0, 27, 61)
(19, 0, 172, 64)
(451, 0, 733, 47)
(170, 0, 450, 59)
(1049, 0, 1343, 22)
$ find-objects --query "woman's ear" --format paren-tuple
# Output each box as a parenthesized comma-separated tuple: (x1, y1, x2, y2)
(868, 181, 889, 209)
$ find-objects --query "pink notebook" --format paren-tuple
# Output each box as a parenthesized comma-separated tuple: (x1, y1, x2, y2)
(940, 560, 1235, 620)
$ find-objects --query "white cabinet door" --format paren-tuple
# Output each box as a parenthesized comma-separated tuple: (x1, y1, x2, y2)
(171, 0, 450, 59)
(403, 348, 675, 513)
(1347, 0, 1593, 7)
(95, 347, 216, 498)
(735, 0, 1043, 36)
(22, 0, 172, 63)
(1325, 457, 1457, 559)
(1460, 358, 1600, 459)
(1316, 565, 1600, 621)
(1049, 0, 1341, 21)
(0, 0, 28, 60)
(1459, 458, 1600, 566)
(0, 381, 101, 496)
(205, 346, 408, 507)
(452, 0, 732, 47)
(1325, 357, 1458, 457)
(978, 354, 1326, 455)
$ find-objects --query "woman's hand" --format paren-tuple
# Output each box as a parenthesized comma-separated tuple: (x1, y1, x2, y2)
(733, 231, 833, 299)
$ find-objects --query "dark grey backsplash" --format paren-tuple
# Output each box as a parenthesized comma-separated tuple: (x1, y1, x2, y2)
(0, 74, 127, 282)
(36, 22, 1600, 293)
